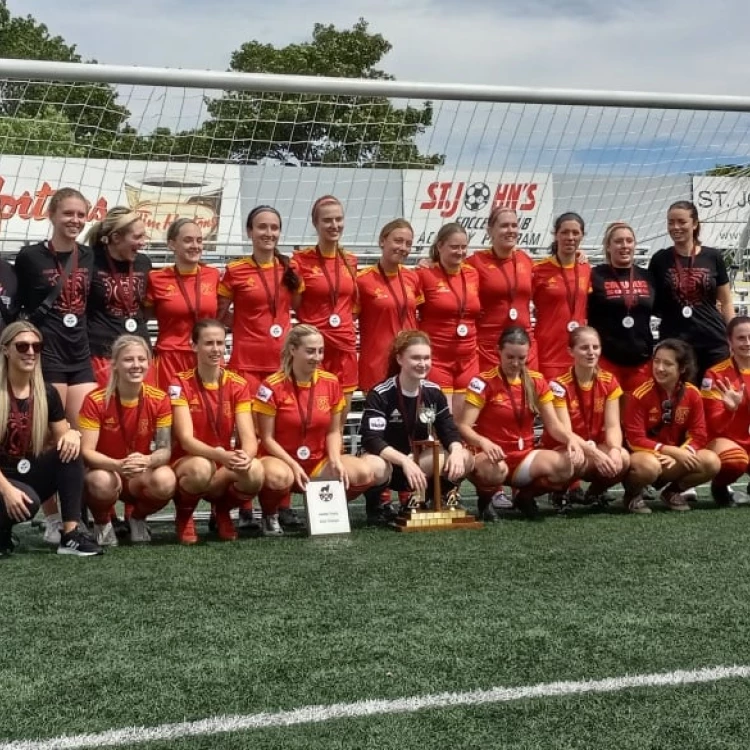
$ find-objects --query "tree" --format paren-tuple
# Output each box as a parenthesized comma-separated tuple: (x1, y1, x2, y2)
(0, 105, 85, 157)
(705, 164, 750, 176)
(199, 19, 443, 167)
(0, 1, 129, 147)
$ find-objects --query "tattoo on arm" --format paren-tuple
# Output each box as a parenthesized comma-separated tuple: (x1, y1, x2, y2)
(150, 426, 172, 467)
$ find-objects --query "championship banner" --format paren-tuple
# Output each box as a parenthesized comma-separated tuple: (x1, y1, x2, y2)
(692, 175, 750, 248)
(304, 479, 350, 536)
(0, 156, 242, 249)
(403, 170, 554, 250)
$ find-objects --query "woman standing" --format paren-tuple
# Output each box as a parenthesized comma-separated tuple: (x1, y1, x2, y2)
(217, 205, 299, 393)
(701, 316, 750, 506)
(253, 325, 375, 536)
(417, 223, 481, 418)
(648, 201, 734, 381)
(588, 222, 655, 394)
(79, 335, 175, 546)
(145, 218, 220, 391)
(356, 220, 422, 392)
(170, 320, 266, 544)
(544, 326, 629, 507)
(359, 330, 474, 524)
(292, 196, 359, 414)
(0, 322, 101, 556)
(532, 212, 592, 380)
(622, 339, 719, 513)
(85, 207, 151, 387)
(458, 326, 586, 520)
(468, 207, 536, 371)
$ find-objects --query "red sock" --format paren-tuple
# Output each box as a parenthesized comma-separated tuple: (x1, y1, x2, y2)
(92, 504, 114, 525)
(174, 489, 202, 514)
(346, 482, 373, 503)
(132, 490, 169, 520)
(258, 488, 289, 516)
(714, 447, 749, 488)
(278, 491, 292, 510)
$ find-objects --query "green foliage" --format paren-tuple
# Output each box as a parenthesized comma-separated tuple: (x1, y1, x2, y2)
(0, 105, 85, 156)
(705, 164, 750, 176)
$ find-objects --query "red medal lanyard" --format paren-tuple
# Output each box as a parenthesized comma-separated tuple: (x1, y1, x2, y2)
(609, 264, 636, 314)
(251, 256, 281, 321)
(291, 375, 317, 444)
(114, 386, 145, 454)
(500, 370, 527, 436)
(316, 247, 341, 310)
(439, 264, 467, 320)
(196, 370, 225, 443)
(105, 250, 136, 316)
(174, 265, 202, 324)
(8, 382, 33, 457)
(49, 242, 79, 311)
(572, 371, 597, 442)
(673, 246, 696, 306)
(377, 263, 409, 325)
(555, 254, 580, 320)
(497, 252, 518, 304)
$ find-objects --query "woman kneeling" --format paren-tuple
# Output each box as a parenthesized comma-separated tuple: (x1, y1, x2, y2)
(170, 320, 264, 544)
(459, 326, 586, 519)
(80, 335, 176, 545)
(623, 339, 719, 513)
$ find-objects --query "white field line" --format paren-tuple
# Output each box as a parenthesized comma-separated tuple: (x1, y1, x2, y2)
(2, 665, 749, 750)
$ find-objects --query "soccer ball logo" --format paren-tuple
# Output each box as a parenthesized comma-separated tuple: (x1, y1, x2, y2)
(464, 182, 491, 212)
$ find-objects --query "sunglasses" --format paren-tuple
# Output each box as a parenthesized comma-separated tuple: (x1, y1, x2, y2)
(661, 399, 673, 425)
(13, 341, 42, 354)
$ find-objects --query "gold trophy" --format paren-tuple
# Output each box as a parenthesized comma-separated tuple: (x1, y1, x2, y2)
(393, 403, 483, 533)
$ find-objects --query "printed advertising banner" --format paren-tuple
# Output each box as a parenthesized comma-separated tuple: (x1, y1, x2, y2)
(403, 170, 554, 250)
(0, 156, 242, 249)
(692, 176, 750, 248)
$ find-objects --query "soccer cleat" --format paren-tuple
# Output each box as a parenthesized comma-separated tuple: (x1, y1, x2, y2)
(366, 502, 398, 527)
(624, 493, 652, 515)
(215, 506, 238, 542)
(278, 507, 306, 530)
(43, 517, 62, 546)
(566, 486, 587, 505)
(0, 526, 15, 557)
(93, 522, 119, 547)
(660, 488, 691, 512)
(262, 514, 284, 537)
(549, 490, 571, 515)
(57, 529, 104, 556)
(476, 494, 497, 522)
(111, 514, 130, 539)
(176, 513, 198, 545)
(490, 489, 513, 511)
(681, 487, 698, 503)
(237, 507, 261, 531)
(128, 517, 152, 543)
(513, 490, 540, 519)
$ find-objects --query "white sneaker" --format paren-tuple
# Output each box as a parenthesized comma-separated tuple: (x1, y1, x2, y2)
(128, 517, 152, 543)
(262, 514, 284, 537)
(94, 522, 118, 547)
(491, 490, 514, 510)
(682, 488, 698, 502)
(43, 517, 62, 545)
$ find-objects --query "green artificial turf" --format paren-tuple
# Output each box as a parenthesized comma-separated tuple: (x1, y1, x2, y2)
(3, 497, 750, 748)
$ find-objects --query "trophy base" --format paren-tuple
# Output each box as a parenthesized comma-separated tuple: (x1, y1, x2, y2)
(393, 508, 484, 532)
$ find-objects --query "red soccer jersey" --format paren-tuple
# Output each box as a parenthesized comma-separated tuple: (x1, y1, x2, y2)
(145, 265, 220, 354)
(218, 257, 294, 374)
(79, 384, 172, 459)
(532, 258, 591, 375)
(545, 367, 622, 446)
(465, 367, 553, 454)
(253, 369, 345, 462)
(356, 264, 423, 391)
(169, 368, 252, 460)
(292, 247, 358, 353)
(467, 248, 534, 347)
(701, 358, 750, 447)
(625, 379, 707, 452)
(417, 263, 481, 358)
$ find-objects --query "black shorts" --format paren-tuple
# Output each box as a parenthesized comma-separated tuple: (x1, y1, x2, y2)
(42, 363, 96, 386)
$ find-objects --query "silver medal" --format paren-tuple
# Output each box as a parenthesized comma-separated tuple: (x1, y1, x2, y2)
(63, 313, 78, 328)
(456, 323, 468, 337)
(329, 314, 341, 328)
(567, 320, 579, 333)
(17, 458, 31, 474)
(509, 308, 518, 321)
(125, 318, 138, 333)
(682, 306, 693, 319)
(517, 437, 524, 450)
(270, 324, 283, 338)
(622, 316, 635, 329)
(296, 445, 311, 460)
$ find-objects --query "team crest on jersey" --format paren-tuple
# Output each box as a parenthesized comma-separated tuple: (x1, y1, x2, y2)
(648, 407, 660, 419)
(369, 417, 387, 430)
(104, 417, 118, 428)
(138, 418, 150, 434)
(189, 397, 201, 411)
(550, 381, 567, 399)
(256, 384, 273, 403)
(168, 385, 181, 400)
(390, 408, 402, 423)
(701, 377, 713, 390)
(468, 377, 486, 395)
(491, 393, 505, 404)
(595, 397, 605, 412)
(201, 282, 215, 295)
(245, 277, 256, 288)
(436, 281, 450, 292)
(317, 396, 330, 411)
(675, 406, 690, 424)
(373, 287, 388, 299)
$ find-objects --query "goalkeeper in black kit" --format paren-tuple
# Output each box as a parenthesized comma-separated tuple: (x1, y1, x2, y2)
(358, 330, 473, 525)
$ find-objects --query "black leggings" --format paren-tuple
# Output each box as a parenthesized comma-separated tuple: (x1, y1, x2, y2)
(0, 450, 84, 530)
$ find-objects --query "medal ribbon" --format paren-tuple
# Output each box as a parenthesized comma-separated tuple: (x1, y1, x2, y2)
(497, 252, 518, 305)
(316, 247, 341, 311)
(673, 246, 696, 307)
(291, 374, 317, 444)
(105, 250, 137, 316)
(49, 242, 79, 311)
(8, 382, 33, 457)
(555, 254, 580, 321)
(251, 255, 281, 321)
(440, 264, 467, 320)
(174, 266, 202, 324)
(609, 264, 637, 314)
(377, 263, 409, 325)
(114, 385, 145, 454)
(500, 370, 527, 437)
(196, 369, 226, 443)
(572, 371, 597, 442)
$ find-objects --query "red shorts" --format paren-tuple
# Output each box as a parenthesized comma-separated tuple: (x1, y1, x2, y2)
(503, 448, 536, 482)
(322, 348, 358, 394)
(599, 356, 651, 395)
(538, 360, 573, 382)
(231, 368, 276, 396)
(429, 349, 479, 394)
(151, 350, 196, 391)
(477, 337, 538, 373)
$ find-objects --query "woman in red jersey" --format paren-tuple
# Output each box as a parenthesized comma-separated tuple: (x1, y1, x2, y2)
(170, 320, 268, 544)
(458, 326, 586, 520)
(292, 196, 358, 417)
(532, 212, 592, 380)
(467, 207, 536, 371)
(217, 205, 300, 393)
(417, 223, 481, 419)
(356, 219, 423, 392)
(700, 316, 750, 507)
(587, 222, 655, 395)
(15, 187, 97, 543)
(145, 218, 220, 390)
(80, 335, 176, 546)
(85, 207, 151, 388)
(622, 339, 719, 513)
(253, 324, 375, 536)
(544, 326, 629, 510)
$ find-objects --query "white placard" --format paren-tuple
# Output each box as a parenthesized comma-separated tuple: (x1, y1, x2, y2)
(305, 479, 350, 536)
(692, 175, 750, 247)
